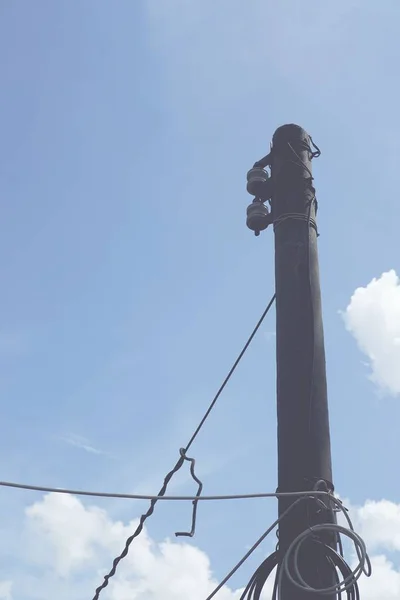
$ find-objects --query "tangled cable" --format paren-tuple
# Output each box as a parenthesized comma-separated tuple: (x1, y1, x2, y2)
(206, 494, 371, 600)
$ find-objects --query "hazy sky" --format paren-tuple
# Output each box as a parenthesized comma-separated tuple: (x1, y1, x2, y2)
(0, 1, 400, 598)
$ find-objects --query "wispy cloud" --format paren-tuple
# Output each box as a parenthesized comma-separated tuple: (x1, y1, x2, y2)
(60, 434, 107, 457)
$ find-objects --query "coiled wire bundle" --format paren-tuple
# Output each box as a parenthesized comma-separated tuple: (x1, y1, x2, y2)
(240, 495, 371, 600)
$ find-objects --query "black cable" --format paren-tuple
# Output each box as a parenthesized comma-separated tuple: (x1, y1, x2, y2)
(175, 448, 203, 537)
(239, 553, 278, 600)
(0, 480, 333, 501)
(92, 454, 185, 600)
(287, 142, 313, 179)
(92, 293, 276, 600)
(235, 497, 370, 600)
(309, 136, 321, 159)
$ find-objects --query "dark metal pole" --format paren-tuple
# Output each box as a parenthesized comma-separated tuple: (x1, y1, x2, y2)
(272, 124, 336, 598)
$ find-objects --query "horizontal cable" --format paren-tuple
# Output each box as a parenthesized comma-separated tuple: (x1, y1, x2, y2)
(0, 479, 331, 501)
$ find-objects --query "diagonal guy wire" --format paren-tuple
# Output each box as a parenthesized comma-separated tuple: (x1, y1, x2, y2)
(92, 293, 276, 600)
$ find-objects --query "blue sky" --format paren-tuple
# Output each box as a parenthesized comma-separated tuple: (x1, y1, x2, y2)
(1, 1, 400, 598)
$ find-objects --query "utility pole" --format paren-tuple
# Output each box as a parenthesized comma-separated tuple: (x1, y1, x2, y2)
(247, 124, 336, 598)
(273, 124, 335, 598)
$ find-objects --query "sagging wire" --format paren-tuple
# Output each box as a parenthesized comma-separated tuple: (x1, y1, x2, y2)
(205, 494, 371, 600)
(92, 293, 276, 600)
(175, 449, 203, 537)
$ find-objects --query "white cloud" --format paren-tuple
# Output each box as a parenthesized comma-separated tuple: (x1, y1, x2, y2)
(352, 498, 400, 553)
(22, 493, 243, 600)
(358, 555, 400, 600)
(0, 493, 395, 599)
(0, 582, 12, 600)
(341, 498, 400, 600)
(343, 270, 400, 395)
(25, 494, 126, 577)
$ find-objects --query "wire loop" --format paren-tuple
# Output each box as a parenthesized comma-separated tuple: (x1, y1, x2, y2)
(175, 449, 203, 537)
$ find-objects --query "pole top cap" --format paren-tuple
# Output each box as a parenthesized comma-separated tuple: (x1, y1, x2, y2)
(272, 123, 310, 146)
